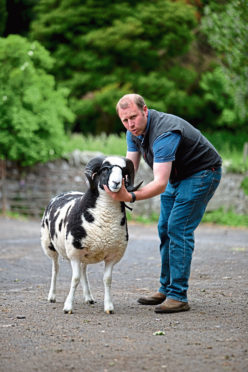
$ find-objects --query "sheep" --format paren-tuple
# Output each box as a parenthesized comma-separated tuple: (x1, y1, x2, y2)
(40, 155, 142, 314)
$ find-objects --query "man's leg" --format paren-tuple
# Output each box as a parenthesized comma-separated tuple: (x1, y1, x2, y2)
(155, 168, 221, 312)
(137, 183, 175, 305)
(157, 183, 175, 296)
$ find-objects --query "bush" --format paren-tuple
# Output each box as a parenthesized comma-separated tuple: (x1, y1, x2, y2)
(0, 35, 75, 166)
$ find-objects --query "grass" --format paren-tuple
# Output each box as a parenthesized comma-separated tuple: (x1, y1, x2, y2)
(127, 209, 248, 228)
(1, 209, 247, 228)
(201, 208, 248, 228)
(0, 210, 28, 220)
(63, 133, 127, 157)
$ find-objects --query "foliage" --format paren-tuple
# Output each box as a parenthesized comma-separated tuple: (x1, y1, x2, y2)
(31, 0, 199, 134)
(2, 0, 37, 36)
(200, 0, 248, 128)
(204, 131, 248, 173)
(1, 1, 246, 136)
(241, 177, 248, 196)
(0, 0, 8, 35)
(0, 34, 75, 166)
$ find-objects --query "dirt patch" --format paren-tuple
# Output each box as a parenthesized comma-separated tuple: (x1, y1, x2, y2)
(0, 217, 247, 371)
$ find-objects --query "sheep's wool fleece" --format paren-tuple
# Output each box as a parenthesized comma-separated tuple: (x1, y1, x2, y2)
(41, 191, 128, 265)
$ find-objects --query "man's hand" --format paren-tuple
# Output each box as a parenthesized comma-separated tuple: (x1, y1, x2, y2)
(104, 179, 131, 202)
(104, 161, 171, 203)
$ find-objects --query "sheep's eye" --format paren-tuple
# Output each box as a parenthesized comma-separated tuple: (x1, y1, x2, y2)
(100, 167, 110, 174)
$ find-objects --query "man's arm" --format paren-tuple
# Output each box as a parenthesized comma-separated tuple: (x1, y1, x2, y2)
(133, 161, 171, 201)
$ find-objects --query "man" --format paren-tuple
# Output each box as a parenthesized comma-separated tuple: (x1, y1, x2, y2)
(104, 93, 222, 313)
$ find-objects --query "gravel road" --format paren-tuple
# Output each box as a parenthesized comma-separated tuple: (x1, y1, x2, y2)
(0, 217, 247, 372)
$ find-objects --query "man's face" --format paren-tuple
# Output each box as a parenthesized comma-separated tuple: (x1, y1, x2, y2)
(118, 101, 148, 137)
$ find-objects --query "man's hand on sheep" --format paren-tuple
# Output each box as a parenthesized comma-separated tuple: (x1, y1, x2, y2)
(104, 179, 133, 202)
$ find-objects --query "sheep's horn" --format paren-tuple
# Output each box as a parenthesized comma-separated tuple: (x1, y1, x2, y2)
(126, 180, 143, 192)
(123, 158, 143, 192)
(84, 156, 106, 190)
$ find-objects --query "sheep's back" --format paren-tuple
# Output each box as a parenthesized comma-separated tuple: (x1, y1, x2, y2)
(41, 192, 85, 259)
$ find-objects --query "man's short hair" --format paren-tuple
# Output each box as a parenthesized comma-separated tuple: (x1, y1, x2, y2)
(116, 94, 146, 114)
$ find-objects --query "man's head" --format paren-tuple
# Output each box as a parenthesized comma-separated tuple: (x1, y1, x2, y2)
(116, 94, 148, 137)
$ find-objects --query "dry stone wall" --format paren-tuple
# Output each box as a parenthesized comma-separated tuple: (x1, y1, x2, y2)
(1, 150, 248, 217)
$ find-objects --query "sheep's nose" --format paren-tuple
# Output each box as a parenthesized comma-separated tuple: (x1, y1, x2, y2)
(113, 181, 120, 188)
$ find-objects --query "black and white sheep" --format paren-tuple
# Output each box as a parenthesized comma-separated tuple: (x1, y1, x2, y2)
(41, 156, 142, 314)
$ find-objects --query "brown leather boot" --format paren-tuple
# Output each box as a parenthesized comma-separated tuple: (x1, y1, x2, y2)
(154, 298, 190, 313)
(137, 292, 166, 305)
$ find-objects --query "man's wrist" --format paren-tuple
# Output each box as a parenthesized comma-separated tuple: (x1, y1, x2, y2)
(129, 192, 136, 203)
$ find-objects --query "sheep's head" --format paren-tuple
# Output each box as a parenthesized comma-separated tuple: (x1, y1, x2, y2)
(84, 156, 143, 193)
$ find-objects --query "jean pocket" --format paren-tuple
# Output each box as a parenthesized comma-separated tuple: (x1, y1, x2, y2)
(203, 174, 221, 204)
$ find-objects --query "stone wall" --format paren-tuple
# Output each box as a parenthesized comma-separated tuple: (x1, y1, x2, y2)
(0, 150, 248, 217)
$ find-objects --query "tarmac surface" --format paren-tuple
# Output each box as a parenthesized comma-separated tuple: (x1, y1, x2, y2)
(0, 216, 248, 372)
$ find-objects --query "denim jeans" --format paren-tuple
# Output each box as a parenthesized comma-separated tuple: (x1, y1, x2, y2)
(157, 167, 222, 302)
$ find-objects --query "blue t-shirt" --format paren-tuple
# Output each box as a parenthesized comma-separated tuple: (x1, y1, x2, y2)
(126, 130, 181, 163)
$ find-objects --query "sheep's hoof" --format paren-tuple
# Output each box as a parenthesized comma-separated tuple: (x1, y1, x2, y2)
(49, 298, 56, 303)
(85, 299, 96, 305)
(64, 309, 73, 314)
(105, 310, 114, 315)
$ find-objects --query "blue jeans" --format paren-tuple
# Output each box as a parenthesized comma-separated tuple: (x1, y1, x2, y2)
(157, 168, 222, 302)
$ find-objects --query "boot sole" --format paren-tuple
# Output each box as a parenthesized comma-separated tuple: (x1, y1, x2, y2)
(138, 296, 166, 305)
(154, 304, 190, 313)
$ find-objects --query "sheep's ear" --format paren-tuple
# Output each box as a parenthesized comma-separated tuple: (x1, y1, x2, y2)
(85, 172, 97, 190)
(123, 158, 135, 188)
(124, 158, 143, 192)
(84, 156, 105, 190)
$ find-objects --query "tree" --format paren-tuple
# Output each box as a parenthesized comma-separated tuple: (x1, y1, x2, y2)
(0, 0, 8, 35)
(31, 0, 199, 134)
(200, 0, 248, 128)
(2, 0, 38, 36)
(0, 35, 75, 212)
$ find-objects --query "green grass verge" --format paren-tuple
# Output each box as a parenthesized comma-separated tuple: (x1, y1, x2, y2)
(127, 208, 248, 228)
(63, 133, 127, 157)
(1, 209, 247, 228)
(201, 208, 248, 227)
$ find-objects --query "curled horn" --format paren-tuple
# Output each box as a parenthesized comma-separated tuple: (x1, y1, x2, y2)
(123, 158, 143, 192)
(84, 156, 106, 190)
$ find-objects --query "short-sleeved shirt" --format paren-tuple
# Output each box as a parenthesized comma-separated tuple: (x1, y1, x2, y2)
(126, 115, 181, 163)
(127, 109, 222, 182)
